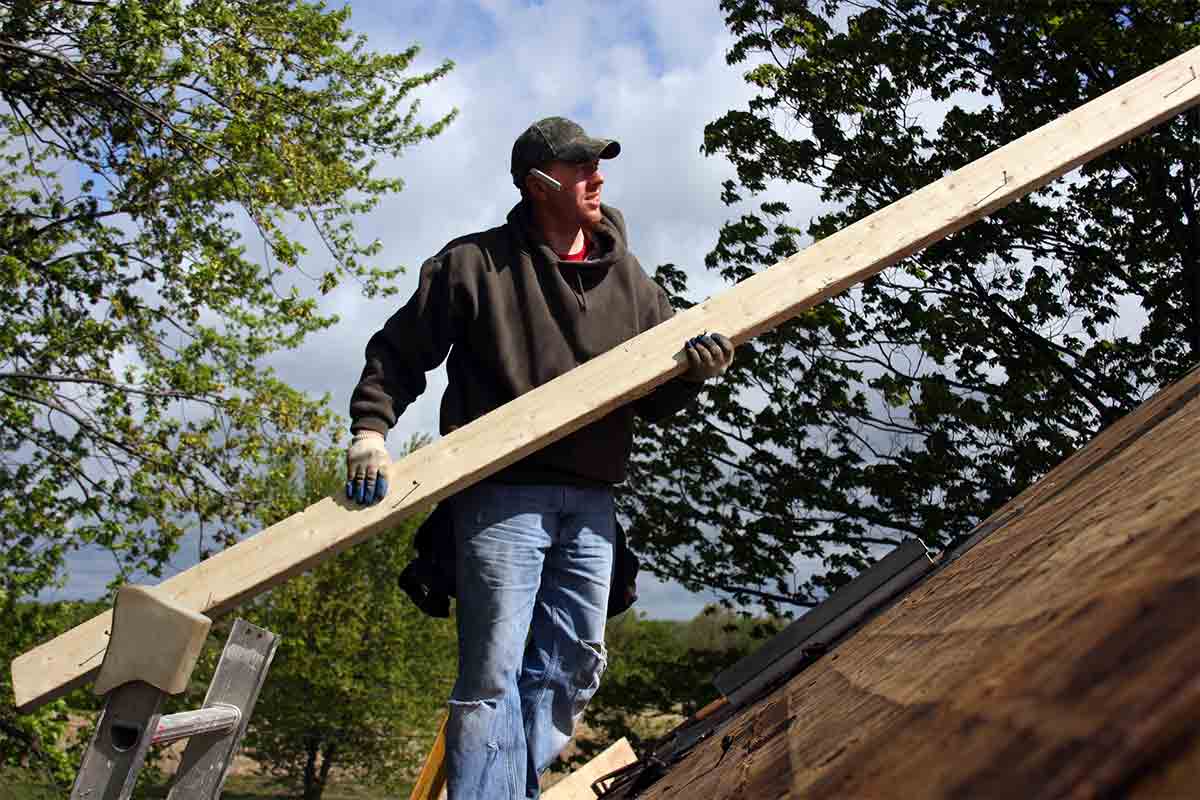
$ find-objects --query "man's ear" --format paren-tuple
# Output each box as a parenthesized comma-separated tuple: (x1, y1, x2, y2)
(523, 173, 543, 202)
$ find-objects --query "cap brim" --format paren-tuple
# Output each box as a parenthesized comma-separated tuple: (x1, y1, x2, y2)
(561, 136, 621, 162)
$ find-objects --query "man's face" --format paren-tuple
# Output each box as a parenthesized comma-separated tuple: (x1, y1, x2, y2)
(536, 158, 604, 227)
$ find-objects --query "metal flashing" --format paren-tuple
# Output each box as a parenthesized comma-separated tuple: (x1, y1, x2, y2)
(724, 549, 936, 709)
(714, 538, 935, 699)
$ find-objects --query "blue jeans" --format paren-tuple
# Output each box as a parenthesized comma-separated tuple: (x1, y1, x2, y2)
(446, 482, 615, 800)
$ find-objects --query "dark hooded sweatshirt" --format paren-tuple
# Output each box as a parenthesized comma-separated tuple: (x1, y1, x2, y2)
(349, 201, 701, 485)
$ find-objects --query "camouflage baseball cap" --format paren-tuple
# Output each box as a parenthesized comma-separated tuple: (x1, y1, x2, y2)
(511, 116, 621, 188)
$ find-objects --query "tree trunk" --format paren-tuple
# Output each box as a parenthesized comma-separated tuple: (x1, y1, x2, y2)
(318, 742, 337, 796)
(301, 741, 337, 800)
(303, 738, 320, 800)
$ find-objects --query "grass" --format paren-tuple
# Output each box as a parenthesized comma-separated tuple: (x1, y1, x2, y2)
(0, 768, 404, 800)
(0, 767, 61, 800)
(145, 774, 403, 798)
(150, 773, 405, 798)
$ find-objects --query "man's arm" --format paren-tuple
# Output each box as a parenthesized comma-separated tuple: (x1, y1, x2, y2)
(631, 287, 734, 423)
(346, 254, 463, 504)
(350, 254, 461, 433)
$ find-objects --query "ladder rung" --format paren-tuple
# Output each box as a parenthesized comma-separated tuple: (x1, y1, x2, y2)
(152, 703, 242, 746)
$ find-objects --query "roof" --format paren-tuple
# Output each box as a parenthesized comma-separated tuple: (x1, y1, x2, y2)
(605, 364, 1200, 798)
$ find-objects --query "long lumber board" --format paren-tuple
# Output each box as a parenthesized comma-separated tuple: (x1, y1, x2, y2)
(13, 46, 1200, 713)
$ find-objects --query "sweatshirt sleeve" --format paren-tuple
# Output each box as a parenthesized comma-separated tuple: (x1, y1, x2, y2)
(349, 254, 465, 435)
(632, 283, 704, 424)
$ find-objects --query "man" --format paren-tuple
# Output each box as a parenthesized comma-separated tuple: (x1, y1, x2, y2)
(345, 116, 734, 799)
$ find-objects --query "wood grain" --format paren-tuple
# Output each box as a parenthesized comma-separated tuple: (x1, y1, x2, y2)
(624, 367, 1200, 799)
(408, 714, 448, 800)
(543, 738, 637, 800)
(13, 45, 1200, 714)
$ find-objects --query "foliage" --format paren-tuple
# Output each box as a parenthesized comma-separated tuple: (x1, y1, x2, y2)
(229, 441, 457, 800)
(571, 606, 770, 764)
(1, 766, 400, 799)
(623, 0, 1200, 612)
(0, 0, 455, 603)
(0, 766, 63, 800)
(0, 598, 106, 790)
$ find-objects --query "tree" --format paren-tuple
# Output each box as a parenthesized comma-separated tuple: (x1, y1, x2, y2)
(0, 598, 105, 791)
(622, 1, 1200, 612)
(0, 0, 455, 604)
(233, 441, 457, 800)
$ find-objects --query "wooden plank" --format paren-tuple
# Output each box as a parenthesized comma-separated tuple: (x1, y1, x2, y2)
(167, 619, 278, 800)
(619, 368, 1200, 799)
(12, 44, 1200, 714)
(408, 714, 448, 800)
(543, 738, 637, 800)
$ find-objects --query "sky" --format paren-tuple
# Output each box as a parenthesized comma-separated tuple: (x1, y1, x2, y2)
(33, 0, 1172, 622)
(48, 0, 831, 620)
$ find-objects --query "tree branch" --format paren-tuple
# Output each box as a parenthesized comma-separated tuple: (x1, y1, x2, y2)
(703, 580, 818, 609)
(0, 372, 223, 407)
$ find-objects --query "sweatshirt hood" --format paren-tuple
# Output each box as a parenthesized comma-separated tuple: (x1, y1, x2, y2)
(508, 201, 629, 270)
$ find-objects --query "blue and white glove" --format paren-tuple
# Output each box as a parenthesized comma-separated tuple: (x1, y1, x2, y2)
(346, 430, 390, 505)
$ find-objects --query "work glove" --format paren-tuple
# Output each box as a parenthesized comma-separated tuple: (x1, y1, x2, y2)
(346, 430, 390, 505)
(682, 332, 736, 382)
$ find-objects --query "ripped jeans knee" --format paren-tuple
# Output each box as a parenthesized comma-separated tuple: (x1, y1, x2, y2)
(447, 697, 501, 748)
(446, 696, 522, 799)
(566, 638, 608, 723)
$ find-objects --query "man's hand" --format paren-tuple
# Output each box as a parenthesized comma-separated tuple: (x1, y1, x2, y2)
(682, 332, 735, 382)
(346, 430, 390, 505)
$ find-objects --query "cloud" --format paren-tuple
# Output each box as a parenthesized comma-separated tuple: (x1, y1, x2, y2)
(632, 573, 724, 621)
(287, 0, 780, 436)
(46, 1, 809, 621)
